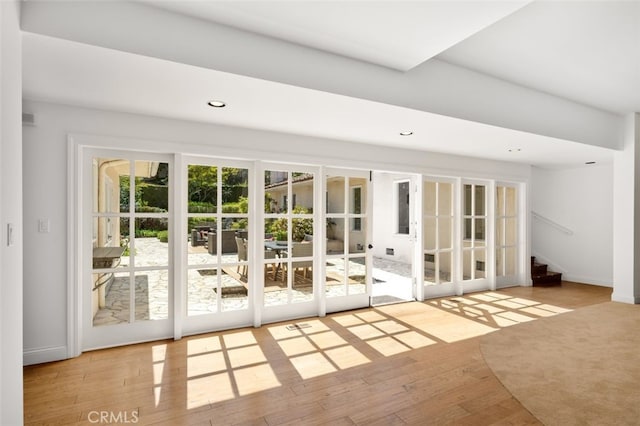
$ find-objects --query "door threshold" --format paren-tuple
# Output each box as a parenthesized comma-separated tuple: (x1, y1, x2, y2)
(371, 296, 416, 307)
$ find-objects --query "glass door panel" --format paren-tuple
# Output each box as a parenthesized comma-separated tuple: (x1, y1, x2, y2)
(184, 160, 252, 334)
(85, 152, 172, 350)
(263, 168, 316, 315)
(496, 185, 519, 287)
(462, 182, 489, 292)
(423, 179, 455, 296)
(325, 172, 370, 312)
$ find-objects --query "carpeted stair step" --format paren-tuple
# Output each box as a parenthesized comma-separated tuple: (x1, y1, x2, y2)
(531, 262, 548, 275)
(532, 271, 562, 286)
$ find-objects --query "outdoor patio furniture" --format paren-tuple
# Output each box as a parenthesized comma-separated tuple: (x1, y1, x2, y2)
(281, 242, 313, 283)
(191, 225, 213, 247)
(235, 236, 248, 276)
(264, 249, 277, 280)
(208, 229, 244, 254)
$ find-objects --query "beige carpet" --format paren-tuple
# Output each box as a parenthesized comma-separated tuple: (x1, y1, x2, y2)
(480, 302, 640, 425)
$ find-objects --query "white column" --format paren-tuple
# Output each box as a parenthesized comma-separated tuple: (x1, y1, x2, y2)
(612, 113, 640, 304)
(0, 0, 24, 423)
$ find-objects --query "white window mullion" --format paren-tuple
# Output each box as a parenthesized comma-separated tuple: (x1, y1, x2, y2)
(251, 161, 262, 328)
(487, 180, 496, 291)
(172, 153, 184, 340)
(414, 177, 424, 301)
(128, 160, 136, 324)
(317, 166, 326, 316)
(454, 178, 463, 295)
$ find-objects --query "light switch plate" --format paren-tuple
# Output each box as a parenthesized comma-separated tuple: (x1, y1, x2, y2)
(38, 219, 50, 233)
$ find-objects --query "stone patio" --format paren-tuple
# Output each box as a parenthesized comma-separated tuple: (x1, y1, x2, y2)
(93, 238, 411, 326)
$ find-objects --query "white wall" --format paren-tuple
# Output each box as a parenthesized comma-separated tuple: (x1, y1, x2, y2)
(1, 0, 24, 423)
(531, 164, 613, 286)
(22, 100, 532, 364)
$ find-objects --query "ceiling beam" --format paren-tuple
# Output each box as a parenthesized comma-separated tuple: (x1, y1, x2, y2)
(21, 0, 623, 149)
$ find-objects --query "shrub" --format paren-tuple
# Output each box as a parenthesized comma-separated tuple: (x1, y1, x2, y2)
(222, 203, 241, 213)
(135, 217, 168, 232)
(135, 229, 159, 238)
(136, 205, 166, 213)
(139, 184, 169, 210)
(188, 201, 216, 213)
(157, 230, 169, 243)
(269, 206, 313, 242)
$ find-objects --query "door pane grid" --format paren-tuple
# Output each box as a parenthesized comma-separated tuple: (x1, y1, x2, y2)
(325, 175, 367, 297)
(187, 164, 250, 316)
(91, 157, 170, 329)
(424, 180, 454, 286)
(462, 183, 487, 281)
(496, 185, 518, 278)
(264, 170, 316, 307)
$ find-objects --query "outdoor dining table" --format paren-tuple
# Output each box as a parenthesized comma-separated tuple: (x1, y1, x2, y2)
(263, 240, 290, 279)
(263, 240, 289, 255)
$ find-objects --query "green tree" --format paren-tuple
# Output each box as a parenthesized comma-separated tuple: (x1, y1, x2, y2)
(188, 165, 218, 205)
(187, 166, 248, 206)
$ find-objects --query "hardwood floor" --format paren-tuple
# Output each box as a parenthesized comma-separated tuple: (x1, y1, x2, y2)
(24, 282, 611, 425)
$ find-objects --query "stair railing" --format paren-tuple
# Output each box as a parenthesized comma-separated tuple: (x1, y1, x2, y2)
(531, 211, 573, 235)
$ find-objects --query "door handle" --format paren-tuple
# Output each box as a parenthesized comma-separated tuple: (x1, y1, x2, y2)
(368, 244, 373, 249)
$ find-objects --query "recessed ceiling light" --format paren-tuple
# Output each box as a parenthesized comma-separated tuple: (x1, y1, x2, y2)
(508, 148, 522, 152)
(585, 161, 596, 165)
(207, 100, 226, 108)
(399, 131, 413, 136)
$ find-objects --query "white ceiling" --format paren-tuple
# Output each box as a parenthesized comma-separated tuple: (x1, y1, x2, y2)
(438, 0, 640, 114)
(144, 0, 531, 71)
(22, 32, 613, 168)
(21, 0, 633, 168)
(143, 0, 639, 114)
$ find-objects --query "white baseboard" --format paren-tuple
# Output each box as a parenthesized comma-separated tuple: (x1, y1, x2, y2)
(562, 274, 612, 288)
(24, 345, 68, 366)
(611, 292, 640, 304)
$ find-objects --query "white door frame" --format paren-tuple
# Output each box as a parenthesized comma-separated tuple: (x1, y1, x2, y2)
(421, 176, 458, 300)
(495, 181, 522, 289)
(66, 134, 530, 356)
(180, 156, 255, 337)
(324, 167, 373, 313)
(459, 179, 494, 294)
(259, 162, 323, 324)
(80, 147, 174, 350)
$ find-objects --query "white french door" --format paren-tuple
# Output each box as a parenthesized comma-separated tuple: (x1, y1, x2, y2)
(495, 183, 519, 288)
(83, 149, 173, 350)
(181, 157, 254, 336)
(324, 168, 372, 313)
(259, 163, 321, 324)
(81, 152, 374, 347)
(461, 181, 492, 293)
(79, 145, 522, 349)
(422, 178, 457, 299)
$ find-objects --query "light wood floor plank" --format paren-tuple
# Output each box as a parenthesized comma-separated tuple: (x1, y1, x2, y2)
(24, 283, 611, 425)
